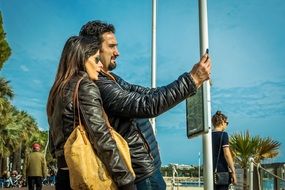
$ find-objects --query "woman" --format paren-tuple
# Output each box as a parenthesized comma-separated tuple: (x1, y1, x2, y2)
(212, 111, 237, 190)
(47, 36, 135, 190)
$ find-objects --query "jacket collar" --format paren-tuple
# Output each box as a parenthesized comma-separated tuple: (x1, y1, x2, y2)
(99, 70, 116, 81)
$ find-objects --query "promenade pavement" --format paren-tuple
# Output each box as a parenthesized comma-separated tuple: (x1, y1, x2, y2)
(2, 185, 204, 190)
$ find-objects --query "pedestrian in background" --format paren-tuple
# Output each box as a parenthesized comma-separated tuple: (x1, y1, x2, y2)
(26, 143, 47, 190)
(212, 111, 237, 190)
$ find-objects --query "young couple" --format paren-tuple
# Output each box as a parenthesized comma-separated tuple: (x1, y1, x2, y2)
(47, 20, 211, 190)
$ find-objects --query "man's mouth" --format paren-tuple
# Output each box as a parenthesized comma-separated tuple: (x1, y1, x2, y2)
(111, 58, 116, 63)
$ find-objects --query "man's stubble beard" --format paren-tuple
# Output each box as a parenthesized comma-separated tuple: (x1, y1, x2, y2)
(108, 62, 117, 71)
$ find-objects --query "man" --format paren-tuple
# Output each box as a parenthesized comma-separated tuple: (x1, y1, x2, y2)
(79, 20, 211, 190)
(26, 143, 47, 190)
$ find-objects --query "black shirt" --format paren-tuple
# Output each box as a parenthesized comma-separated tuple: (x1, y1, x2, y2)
(212, 131, 229, 172)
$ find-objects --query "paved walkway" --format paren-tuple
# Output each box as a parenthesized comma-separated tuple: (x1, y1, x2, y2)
(1, 186, 54, 190)
(1, 186, 203, 190)
(1, 185, 204, 190)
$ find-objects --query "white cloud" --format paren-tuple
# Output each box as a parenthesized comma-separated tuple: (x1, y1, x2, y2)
(212, 81, 285, 118)
(20, 65, 29, 72)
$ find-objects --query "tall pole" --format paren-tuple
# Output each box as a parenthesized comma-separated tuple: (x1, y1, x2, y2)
(249, 157, 254, 190)
(198, 152, 201, 187)
(199, 0, 213, 189)
(151, 0, 157, 134)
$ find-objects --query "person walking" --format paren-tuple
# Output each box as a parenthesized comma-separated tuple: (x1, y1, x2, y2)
(26, 143, 47, 190)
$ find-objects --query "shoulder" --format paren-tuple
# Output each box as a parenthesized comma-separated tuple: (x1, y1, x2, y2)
(110, 72, 122, 81)
(96, 73, 119, 90)
(212, 131, 223, 137)
(98, 72, 124, 83)
(79, 76, 100, 95)
(223, 131, 229, 138)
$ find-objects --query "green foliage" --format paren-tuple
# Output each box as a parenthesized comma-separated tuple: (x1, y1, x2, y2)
(0, 77, 14, 119)
(229, 130, 281, 168)
(0, 12, 11, 70)
(0, 11, 52, 174)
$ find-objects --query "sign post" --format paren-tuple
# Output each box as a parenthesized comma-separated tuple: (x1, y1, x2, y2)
(186, 0, 213, 189)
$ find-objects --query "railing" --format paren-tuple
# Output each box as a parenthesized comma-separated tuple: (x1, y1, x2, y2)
(248, 157, 285, 190)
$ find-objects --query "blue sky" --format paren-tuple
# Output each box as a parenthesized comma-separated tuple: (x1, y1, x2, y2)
(1, 0, 285, 165)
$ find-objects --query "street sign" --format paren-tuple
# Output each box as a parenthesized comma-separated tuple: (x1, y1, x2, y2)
(186, 87, 208, 138)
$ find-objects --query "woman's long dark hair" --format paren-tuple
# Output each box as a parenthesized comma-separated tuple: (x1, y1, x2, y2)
(47, 36, 100, 117)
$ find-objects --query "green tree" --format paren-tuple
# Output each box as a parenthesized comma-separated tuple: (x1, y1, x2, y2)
(10, 110, 38, 172)
(0, 11, 11, 69)
(0, 11, 51, 175)
(230, 130, 281, 190)
(0, 77, 14, 115)
(0, 78, 14, 173)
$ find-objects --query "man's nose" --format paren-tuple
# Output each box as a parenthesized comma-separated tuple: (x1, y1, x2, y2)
(114, 47, 120, 57)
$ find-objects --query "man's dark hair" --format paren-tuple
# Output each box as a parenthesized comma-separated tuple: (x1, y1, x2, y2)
(79, 20, 115, 42)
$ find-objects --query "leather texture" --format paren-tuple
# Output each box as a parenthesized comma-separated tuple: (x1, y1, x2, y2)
(95, 72, 197, 181)
(48, 72, 135, 187)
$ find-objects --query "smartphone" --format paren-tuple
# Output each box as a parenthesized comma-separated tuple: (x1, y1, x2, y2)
(205, 49, 209, 61)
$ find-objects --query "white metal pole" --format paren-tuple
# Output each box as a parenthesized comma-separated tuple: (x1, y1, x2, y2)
(198, 152, 201, 187)
(151, 0, 157, 135)
(199, 0, 213, 189)
(249, 157, 254, 190)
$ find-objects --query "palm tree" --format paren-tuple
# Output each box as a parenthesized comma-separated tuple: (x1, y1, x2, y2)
(0, 77, 14, 115)
(229, 130, 281, 190)
(0, 105, 44, 175)
(0, 12, 12, 69)
(0, 103, 14, 173)
(9, 110, 36, 172)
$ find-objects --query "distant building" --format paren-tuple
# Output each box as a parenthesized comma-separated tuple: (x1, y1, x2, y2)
(161, 164, 197, 177)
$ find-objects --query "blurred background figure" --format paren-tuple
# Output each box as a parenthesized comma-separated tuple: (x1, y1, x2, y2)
(212, 111, 237, 190)
(26, 143, 47, 190)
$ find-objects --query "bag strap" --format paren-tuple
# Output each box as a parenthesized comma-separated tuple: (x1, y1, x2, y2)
(214, 131, 224, 172)
(72, 77, 88, 144)
(73, 77, 114, 141)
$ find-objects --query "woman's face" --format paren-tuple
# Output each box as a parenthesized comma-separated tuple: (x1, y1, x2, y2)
(222, 120, 229, 130)
(85, 50, 103, 80)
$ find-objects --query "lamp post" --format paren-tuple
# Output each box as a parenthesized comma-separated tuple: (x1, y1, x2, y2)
(150, 0, 157, 135)
(199, 0, 213, 189)
(198, 152, 201, 187)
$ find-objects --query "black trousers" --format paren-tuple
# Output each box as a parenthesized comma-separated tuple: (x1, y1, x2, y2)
(55, 169, 71, 190)
(214, 184, 230, 190)
(27, 176, 43, 190)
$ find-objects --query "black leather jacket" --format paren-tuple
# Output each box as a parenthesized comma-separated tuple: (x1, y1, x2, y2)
(48, 72, 135, 188)
(95, 72, 197, 182)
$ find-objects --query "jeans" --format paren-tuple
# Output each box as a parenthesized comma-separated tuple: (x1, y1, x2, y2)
(136, 169, 166, 190)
